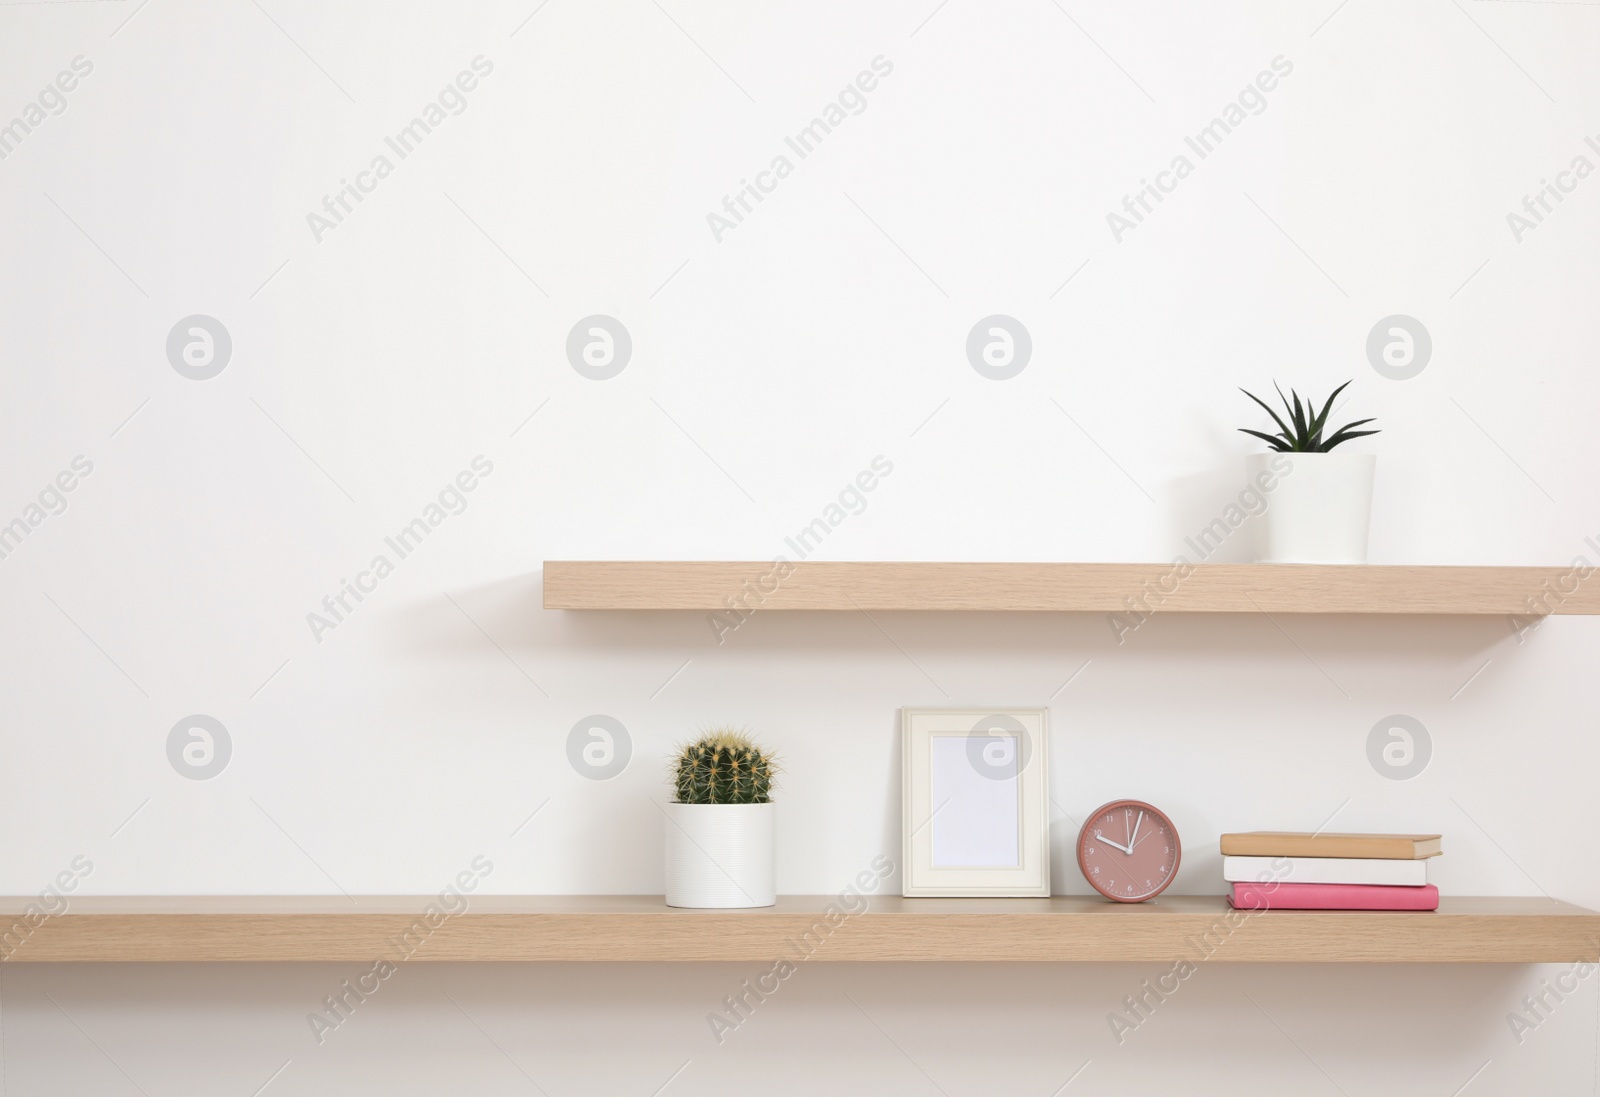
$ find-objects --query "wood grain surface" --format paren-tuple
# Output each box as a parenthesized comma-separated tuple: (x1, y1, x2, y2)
(4, 895, 1595, 963)
(542, 562, 1600, 614)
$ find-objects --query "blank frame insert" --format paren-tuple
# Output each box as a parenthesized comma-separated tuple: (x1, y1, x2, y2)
(930, 735, 1020, 868)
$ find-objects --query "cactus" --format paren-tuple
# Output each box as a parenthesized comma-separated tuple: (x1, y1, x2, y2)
(673, 729, 776, 804)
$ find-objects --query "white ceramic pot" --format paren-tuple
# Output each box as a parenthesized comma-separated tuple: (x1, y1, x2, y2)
(664, 802, 775, 908)
(1248, 451, 1376, 564)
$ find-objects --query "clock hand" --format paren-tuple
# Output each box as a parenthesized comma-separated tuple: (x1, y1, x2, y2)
(1093, 830, 1132, 854)
(1094, 831, 1132, 857)
(1129, 811, 1143, 850)
(1129, 815, 1162, 856)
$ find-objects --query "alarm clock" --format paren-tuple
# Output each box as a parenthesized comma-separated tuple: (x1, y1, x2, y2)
(1077, 799, 1181, 902)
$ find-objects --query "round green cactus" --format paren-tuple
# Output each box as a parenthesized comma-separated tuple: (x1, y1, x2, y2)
(673, 730, 776, 804)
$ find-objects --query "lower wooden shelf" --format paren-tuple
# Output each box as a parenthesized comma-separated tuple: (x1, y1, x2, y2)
(3, 896, 1595, 963)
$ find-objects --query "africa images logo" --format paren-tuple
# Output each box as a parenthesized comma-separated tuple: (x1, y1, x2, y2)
(706, 56, 894, 243)
(1107, 56, 1293, 242)
(306, 56, 495, 243)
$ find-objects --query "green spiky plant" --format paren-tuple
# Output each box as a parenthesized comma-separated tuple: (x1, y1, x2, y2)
(673, 729, 776, 804)
(1238, 380, 1379, 452)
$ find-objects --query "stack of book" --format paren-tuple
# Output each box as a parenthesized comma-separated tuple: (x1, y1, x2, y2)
(1221, 832, 1442, 911)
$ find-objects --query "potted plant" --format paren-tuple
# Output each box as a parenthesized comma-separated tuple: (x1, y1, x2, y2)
(1239, 381, 1379, 564)
(664, 730, 777, 908)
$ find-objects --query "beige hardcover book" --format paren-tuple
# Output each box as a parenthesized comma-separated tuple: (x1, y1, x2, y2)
(1220, 832, 1442, 860)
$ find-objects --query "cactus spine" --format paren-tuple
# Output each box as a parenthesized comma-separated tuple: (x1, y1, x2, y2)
(673, 730, 776, 804)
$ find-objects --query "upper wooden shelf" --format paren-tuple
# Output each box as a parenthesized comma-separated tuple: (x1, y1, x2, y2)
(543, 562, 1598, 615)
(3, 895, 1591, 963)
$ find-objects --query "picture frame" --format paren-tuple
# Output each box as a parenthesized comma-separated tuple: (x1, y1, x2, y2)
(900, 707, 1050, 897)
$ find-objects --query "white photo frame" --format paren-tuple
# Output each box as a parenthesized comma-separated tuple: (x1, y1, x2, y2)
(901, 707, 1050, 897)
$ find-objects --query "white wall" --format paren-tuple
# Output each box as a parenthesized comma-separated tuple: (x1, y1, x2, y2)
(2, 0, 1598, 1092)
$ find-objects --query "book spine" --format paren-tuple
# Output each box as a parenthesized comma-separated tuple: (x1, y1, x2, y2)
(1220, 838, 1424, 860)
(1222, 856, 1427, 886)
(1231, 882, 1439, 911)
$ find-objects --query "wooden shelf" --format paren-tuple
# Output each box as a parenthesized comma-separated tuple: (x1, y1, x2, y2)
(6, 896, 1594, 963)
(543, 561, 1600, 615)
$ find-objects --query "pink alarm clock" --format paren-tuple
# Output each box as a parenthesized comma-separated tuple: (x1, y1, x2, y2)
(1077, 799, 1181, 903)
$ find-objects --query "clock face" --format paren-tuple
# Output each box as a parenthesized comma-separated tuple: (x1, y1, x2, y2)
(1076, 800, 1181, 903)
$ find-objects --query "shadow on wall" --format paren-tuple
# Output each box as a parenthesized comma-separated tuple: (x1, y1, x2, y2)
(1164, 467, 1270, 564)
(0, 958, 1533, 1094)
(388, 568, 1508, 670)
(881, 714, 902, 895)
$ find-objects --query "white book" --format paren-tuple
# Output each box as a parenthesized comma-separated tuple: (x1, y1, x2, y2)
(1222, 855, 1428, 887)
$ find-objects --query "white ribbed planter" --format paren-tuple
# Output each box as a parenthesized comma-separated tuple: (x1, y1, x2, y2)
(664, 802, 775, 909)
(1249, 451, 1376, 564)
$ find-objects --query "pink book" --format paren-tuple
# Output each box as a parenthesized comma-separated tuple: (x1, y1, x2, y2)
(1231, 882, 1439, 911)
